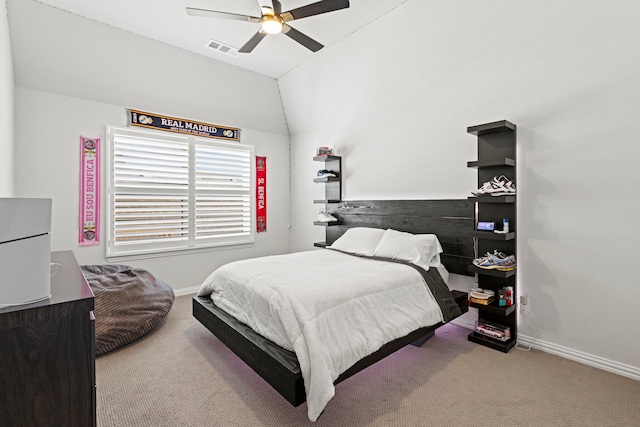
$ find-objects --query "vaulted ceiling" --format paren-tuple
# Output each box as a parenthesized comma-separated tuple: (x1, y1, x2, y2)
(35, 0, 408, 78)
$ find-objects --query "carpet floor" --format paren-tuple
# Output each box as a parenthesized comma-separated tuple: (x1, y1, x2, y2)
(96, 294, 640, 426)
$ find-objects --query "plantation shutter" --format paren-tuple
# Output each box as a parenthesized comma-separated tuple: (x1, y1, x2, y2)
(194, 144, 252, 242)
(107, 127, 253, 258)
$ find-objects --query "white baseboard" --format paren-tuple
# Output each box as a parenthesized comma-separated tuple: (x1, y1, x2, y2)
(173, 286, 200, 297)
(517, 334, 640, 382)
(449, 312, 640, 382)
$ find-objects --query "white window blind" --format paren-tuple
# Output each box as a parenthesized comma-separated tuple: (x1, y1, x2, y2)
(194, 144, 251, 240)
(107, 127, 253, 258)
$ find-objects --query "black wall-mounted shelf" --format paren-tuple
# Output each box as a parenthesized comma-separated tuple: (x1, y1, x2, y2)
(467, 120, 516, 136)
(313, 176, 340, 183)
(314, 199, 341, 204)
(466, 120, 517, 353)
(313, 155, 341, 162)
(469, 195, 516, 203)
(467, 158, 515, 168)
(471, 231, 516, 240)
(470, 301, 517, 316)
(314, 155, 342, 247)
(467, 265, 516, 278)
(468, 332, 516, 352)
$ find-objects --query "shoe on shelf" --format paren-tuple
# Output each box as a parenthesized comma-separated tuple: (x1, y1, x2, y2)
(493, 175, 516, 194)
(472, 251, 516, 269)
(495, 258, 517, 271)
(490, 250, 512, 262)
(472, 180, 509, 196)
(317, 210, 338, 222)
(472, 176, 516, 197)
(472, 253, 493, 268)
(317, 169, 339, 178)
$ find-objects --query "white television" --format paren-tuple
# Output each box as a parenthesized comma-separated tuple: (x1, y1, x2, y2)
(0, 198, 52, 307)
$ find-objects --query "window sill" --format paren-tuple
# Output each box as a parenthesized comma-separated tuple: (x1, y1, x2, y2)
(106, 241, 255, 262)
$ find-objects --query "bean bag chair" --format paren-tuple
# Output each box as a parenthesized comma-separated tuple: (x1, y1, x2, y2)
(81, 264, 174, 356)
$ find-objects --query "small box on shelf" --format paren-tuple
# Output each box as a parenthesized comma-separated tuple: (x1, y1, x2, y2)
(475, 320, 511, 342)
(316, 146, 334, 156)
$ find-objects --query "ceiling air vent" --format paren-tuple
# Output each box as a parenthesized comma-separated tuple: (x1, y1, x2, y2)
(207, 39, 239, 57)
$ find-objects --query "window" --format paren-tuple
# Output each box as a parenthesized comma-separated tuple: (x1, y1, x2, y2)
(106, 126, 253, 258)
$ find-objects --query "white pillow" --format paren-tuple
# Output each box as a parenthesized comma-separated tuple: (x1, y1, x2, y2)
(372, 229, 443, 270)
(329, 227, 386, 256)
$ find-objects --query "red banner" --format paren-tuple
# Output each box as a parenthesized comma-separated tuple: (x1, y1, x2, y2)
(256, 156, 267, 233)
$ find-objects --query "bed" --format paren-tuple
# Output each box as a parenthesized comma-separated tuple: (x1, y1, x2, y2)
(194, 199, 474, 421)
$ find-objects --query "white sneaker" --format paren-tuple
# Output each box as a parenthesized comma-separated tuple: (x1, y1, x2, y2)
(472, 181, 508, 196)
(493, 175, 516, 194)
(317, 210, 338, 222)
(316, 169, 338, 178)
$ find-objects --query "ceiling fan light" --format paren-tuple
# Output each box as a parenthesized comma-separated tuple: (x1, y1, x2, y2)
(261, 15, 283, 34)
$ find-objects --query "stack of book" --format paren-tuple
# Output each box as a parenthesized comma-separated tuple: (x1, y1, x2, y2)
(469, 288, 495, 305)
(470, 295, 494, 305)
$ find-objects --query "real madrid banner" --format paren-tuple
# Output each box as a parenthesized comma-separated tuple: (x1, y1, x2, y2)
(127, 109, 240, 141)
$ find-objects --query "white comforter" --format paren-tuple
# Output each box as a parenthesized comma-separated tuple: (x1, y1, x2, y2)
(197, 249, 445, 421)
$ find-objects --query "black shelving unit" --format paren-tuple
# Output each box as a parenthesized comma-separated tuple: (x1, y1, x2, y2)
(469, 195, 516, 204)
(466, 120, 517, 353)
(468, 264, 516, 279)
(469, 301, 517, 316)
(313, 155, 342, 247)
(470, 231, 516, 241)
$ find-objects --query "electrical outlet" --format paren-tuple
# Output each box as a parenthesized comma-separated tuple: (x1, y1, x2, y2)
(519, 293, 530, 314)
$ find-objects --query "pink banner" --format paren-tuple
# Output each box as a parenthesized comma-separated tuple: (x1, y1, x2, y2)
(79, 136, 100, 245)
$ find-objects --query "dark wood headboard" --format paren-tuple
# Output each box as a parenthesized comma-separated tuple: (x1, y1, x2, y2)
(324, 199, 475, 276)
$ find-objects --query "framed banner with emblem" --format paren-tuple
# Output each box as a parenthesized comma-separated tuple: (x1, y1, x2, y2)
(79, 136, 100, 245)
(127, 109, 240, 141)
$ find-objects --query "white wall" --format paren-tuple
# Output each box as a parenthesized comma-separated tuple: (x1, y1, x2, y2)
(7, 0, 286, 136)
(280, 1, 640, 376)
(9, 0, 291, 292)
(0, 0, 14, 196)
(7, 0, 640, 379)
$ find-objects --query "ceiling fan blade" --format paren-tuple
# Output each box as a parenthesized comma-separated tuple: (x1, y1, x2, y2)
(282, 24, 323, 52)
(186, 7, 260, 23)
(238, 30, 268, 53)
(272, 0, 282, 15)
(281, 0, 349, 22)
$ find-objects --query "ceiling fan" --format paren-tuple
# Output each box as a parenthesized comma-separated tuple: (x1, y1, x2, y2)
(186, 0, 350, 53)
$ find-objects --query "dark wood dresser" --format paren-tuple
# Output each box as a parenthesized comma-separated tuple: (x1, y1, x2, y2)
(0, 250, 96, 427)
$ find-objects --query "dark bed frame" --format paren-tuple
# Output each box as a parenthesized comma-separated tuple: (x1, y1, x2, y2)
(193, 199, 475, 407)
